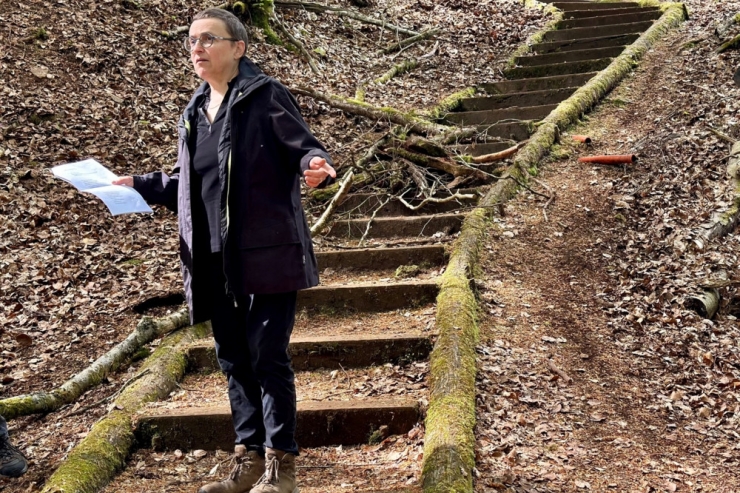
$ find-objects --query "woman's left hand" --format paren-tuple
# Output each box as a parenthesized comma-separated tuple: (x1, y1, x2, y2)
(303, 157, 336, 188)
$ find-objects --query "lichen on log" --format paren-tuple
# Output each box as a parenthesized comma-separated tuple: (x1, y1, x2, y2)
(375, 59, 418, 84)
(0, 309, 189, 421)
(40, 322, 211, 493)
(422, 208, 485, 493)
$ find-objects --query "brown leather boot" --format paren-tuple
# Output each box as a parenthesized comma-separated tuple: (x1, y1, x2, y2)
(198, 445, 265, 493)
(249, 448, 298, 493)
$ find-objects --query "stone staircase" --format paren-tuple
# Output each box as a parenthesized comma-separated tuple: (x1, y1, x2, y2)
(447, 1, 660, 156)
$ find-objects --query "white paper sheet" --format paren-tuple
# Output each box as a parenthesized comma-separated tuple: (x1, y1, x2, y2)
(51, 159, 153, 216)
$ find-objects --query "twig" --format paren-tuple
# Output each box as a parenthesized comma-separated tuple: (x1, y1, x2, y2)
(375, 59, 418, 85)
(162, 25, 188, 38)
(705, 123, 737, 144)
(398, 192, 475, 211)
(311, 171, 355, 235)
(503, 175, 550, 201)
(547, 360, 573, 384)
(272, 14, 322, 76)
(470, 141, 528, 164)
(358, 196, 391, 247)
(382, 28, 441, 54)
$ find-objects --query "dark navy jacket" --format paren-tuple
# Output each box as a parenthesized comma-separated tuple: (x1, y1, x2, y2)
(134, 58, 333, 323)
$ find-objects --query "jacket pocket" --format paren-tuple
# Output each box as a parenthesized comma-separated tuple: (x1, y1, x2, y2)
(238, 217, 301, 249)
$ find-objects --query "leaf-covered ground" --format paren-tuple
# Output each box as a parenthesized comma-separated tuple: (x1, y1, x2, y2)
(475, 1, 740, 491)
(0, 0, 546, 490)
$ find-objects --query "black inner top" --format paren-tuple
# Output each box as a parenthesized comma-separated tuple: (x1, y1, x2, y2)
(189, 85, 233, 253)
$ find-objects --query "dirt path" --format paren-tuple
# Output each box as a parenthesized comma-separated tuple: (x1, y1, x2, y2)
(475, 16, 740, 493)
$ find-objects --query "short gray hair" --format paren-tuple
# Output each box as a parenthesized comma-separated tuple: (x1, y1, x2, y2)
(193, 8, 249, 57)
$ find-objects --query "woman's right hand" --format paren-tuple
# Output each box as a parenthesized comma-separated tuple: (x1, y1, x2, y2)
(112, 176, 134, 187)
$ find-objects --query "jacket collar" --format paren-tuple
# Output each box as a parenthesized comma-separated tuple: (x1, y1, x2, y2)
(181, 58, 269, 126)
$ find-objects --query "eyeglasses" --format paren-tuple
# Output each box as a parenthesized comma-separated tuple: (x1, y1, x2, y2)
(184, 33, 239, 52)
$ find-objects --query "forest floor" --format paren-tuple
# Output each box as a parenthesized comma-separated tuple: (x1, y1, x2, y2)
(3, 0, 740, 491)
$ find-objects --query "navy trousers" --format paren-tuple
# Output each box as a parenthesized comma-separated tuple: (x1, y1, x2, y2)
(0, 415, 6, 439)
(207, 253, 299, 455)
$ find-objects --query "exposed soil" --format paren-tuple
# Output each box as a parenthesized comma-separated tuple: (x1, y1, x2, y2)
(474, 2, 740, 491)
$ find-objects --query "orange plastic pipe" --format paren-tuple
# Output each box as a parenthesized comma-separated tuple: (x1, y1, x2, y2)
(578, 154, 636, 165)
(572, 135, 592, 144)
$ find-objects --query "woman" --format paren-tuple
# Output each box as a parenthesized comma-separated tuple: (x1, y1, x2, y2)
(114, 8, 335, 493)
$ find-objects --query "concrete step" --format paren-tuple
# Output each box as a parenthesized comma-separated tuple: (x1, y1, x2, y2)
(477, 121, 533, 141)
(334, 192, 478, 216)
(563, 6, 660, 20)
(136, 399, 421, 450)
(542, 21, 653, 42)
(187, 333, 434, 372)
(317, 245, 447, 271)
(326, 212, 463, 239)
(533, 33, 640, 54)
(445, 104, 556, 126)
(460, 87, 577, 111)
(480, 72, 596, 94)
(505, 58, 612, 80)
(447, 104, 555, 125)
(516, 45, 624, 66)
(557, 10, 662, 29)
(552, 1, 641, 10)
(298, 279, 439, 312)
(450, 141, 517, 157)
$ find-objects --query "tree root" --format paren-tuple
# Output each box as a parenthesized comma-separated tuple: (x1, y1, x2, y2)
(0, 309, 189, 421)
(40, 322, 211, 493)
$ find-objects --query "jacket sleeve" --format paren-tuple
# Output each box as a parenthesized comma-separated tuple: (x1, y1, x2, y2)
(268, 83, 336, 189)
(132, 166, 179, 213)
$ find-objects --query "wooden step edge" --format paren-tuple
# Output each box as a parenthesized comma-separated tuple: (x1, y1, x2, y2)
(316, 244, 448, 272)
(298, 278, 439, 313)
(187, 333, 435, 371)
(135, 399, 422, 450)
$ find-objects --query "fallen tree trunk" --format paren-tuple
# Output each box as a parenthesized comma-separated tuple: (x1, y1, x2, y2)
(40, 322, 211, 493)
(375, 59, 419, 84)
(274, 0, 419, 37)
(292, 86, 447, 135)
(0, 309, 189, 420)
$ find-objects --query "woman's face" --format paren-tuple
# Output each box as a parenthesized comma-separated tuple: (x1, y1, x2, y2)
(188, 18, 244, 84)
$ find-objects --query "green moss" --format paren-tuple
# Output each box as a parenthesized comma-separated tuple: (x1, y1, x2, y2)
(33, 27, 49, 41)
(426, 87, 475, 121)
(395, 264, 421, 278)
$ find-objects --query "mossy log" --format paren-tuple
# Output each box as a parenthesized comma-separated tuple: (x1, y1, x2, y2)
(291, 86, 447, 135)
(421, 5, 687, 493)
(425, 87, 476, 122)
(717, 32, 740, 53)
(422, 208, 486, 493)
(0, 309, 189, 421)
(40, 322, 211, 493)
(700, 141, 740, 240)
(375, 59, 419, 85)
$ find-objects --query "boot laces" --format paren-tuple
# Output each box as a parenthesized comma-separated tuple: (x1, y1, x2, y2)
(227, 452, 250, 481)
(255, 455, 280, 485)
